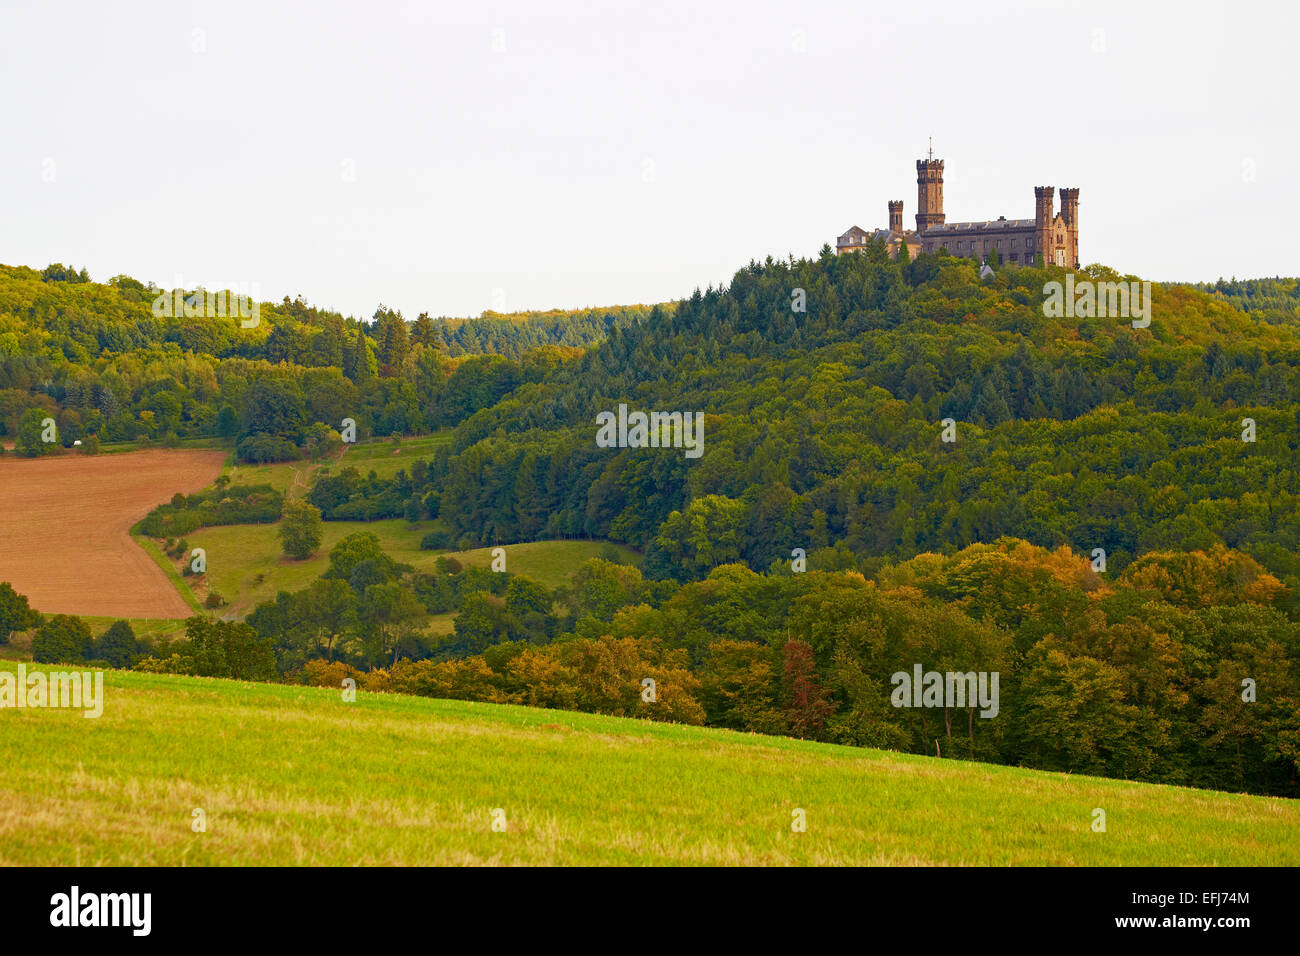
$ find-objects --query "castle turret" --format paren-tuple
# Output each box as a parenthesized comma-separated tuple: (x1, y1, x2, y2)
(888, 200, 904, 233)
(1060, 187, 1079, 266)
(1034, 186, 1055, 267)
(916, 159, 944, 233)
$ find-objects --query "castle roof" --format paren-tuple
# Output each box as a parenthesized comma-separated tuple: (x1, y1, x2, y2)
(925, 218, 1034, 233)
(838, 226, 919, 246)
(871, 228, 919, 243)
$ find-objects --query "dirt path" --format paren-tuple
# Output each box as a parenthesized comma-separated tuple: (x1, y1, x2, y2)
(287, 465, 310, 500)
(0, 449, 227, 618)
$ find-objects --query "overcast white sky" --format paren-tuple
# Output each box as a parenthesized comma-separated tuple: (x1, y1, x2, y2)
(2, 0, 1295, 320)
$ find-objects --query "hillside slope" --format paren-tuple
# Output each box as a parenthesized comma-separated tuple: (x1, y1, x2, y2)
(427, 254, 1300, 595)
(1, 665, 1295, 865)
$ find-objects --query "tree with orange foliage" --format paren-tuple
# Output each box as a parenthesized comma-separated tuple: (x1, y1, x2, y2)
(781, 639, 835, 740)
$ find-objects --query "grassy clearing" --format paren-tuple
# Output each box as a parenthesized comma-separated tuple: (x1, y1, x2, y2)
(424, 539, 639, 591)
(425, 612, 456, 636)
(93, 437, 232, 456)
(217, 433, 451, 497)
(223, 458, 321, 496)
(79, 617, 191, 645)
(333, 433, 452, 480)
(0, 664, 1295, 866)
(179, 519, 436, 617)
(183, 520, 636, 617)
(104, 431, 629, 630)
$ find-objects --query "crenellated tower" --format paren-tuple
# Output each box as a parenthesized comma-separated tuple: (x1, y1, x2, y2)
(888, 200, 904, 233)
(1059, 187, 1079, 266)
(1034, 186, 1055, 265)
(916, 159, 945, 233)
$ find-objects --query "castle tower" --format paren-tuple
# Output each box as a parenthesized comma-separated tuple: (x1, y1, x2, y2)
(888, 200, 904, 233)
(1034, 186, 1055, 266)
(1059, 188, 1080, 266)
(916, 158, 944, 233)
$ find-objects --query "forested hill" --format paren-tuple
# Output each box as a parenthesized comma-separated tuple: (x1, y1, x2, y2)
(429, 247, 1300, 599)
(0, 264, 630, 445)
(0, 263, 650, 363)
(8, 253, 1300, 602)
(431, 304, 666, 360)
(1195, 276, 1300, 327)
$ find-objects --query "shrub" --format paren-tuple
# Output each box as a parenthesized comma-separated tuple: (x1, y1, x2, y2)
(301, 659, 363, 688)
(32, 615, 93, 665)
(132, 617, 278, 681)
(278, 500, 324, 560)
(0, 582, 41, 644)
(236, 432, 299, 464)
(139, 485, 284, 537)
(420, 530, 451, 551)
(94, 620, 141, 669)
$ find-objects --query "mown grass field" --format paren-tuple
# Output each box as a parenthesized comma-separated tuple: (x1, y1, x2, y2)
(1, 665, 1296, 866)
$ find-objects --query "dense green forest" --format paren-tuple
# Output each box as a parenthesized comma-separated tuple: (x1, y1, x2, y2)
(430, 304, 664, 360)
(1196, 276, 1300, 326)
(422, 248, 1300, 602)
(0, 263, 631, 453)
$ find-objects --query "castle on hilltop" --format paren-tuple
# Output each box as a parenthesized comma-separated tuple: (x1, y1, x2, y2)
(836, 149, 1079, 268)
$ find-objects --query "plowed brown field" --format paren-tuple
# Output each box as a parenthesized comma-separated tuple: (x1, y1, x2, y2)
(0, 449, 226, 617)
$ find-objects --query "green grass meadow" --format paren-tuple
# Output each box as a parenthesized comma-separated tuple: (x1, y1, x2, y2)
(81, 617, 192, 645)
(1, 664, 1296, 866)
(329, 433, 453, 481)
(181, 520, 637, 617)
